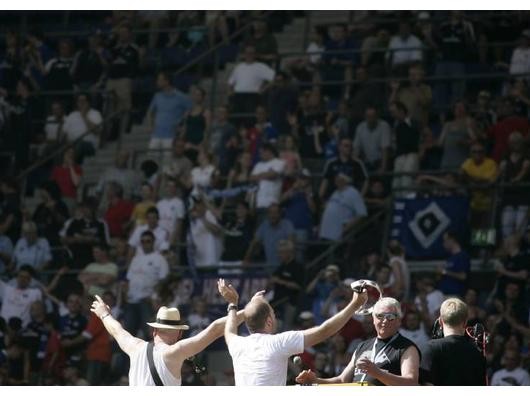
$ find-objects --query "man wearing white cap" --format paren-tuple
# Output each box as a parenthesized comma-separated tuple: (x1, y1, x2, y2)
(91, 295, 244, 385)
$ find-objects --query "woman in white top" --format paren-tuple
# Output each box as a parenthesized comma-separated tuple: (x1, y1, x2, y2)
(387, 240, 411, 301)
(186, 149, 218, 195)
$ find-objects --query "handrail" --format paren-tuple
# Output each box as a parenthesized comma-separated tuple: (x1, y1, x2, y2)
(16, 109, 126, 181)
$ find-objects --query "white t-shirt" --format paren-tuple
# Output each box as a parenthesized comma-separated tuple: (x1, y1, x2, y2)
(0, 281, 42, 327)
(228, 331, 305, 386)
(387, 35, 423, 66)
(128, 225, 170, 255)
(126, 252, 169, 303)
(188, 210, 222, 267)
(228, 62, 275, 93)
(491, 367, 530, 386)
(190, 165, 216, 195)
(251, 158, 285, 208)
(156, 197, 185, 237)
(63, 109, 103, 146)
(44, 115, 63, 141)
(415, 289, 445, 321)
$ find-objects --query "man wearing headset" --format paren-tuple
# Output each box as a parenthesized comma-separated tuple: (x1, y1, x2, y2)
(296, 297, 420, 386)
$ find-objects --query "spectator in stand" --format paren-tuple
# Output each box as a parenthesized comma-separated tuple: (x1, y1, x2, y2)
(266, 71, 298, 135)
(63, 93, 102, 164)
(78, 244, 118, 297)
(460, 140, 498, 227)
(389, 100, 421, 194)
(488, 97, 530, 163)
(433, 11, 476, 109)
(124, 230, 168, 337)
(388, 64, 432, 127)
(361, 28, 390, 77)
(244, 19, 278, 65)
(181, 86, 211, 160)
(387, 240, 410, 301)
(250, 143, 285, 214)
(472, 90, 497, 133)
(493, 234, 528, 302)
(161, 138, 193, 192)
(353, 106, 391, 172)
(147, 71, 192, 164)
(43, 38, 74, 92)
(32, 181, 69, 247)
(0, 266, 42, 327)
(293, 91, 329, 158)
(43, 101, 66, 147)
(57, 293, 87, 367)
(414, 275, 445, 325)
(187, 297, 213, 337)
(386, 20, 423, 76)
(490, 348, 530, 386)
(102, 182, 134, 239)
(321, 24, 355, 99)
(96, 150, 141, 204)
(507, 79, 530, 118)
(305, 264, 341, 324)
(509, 30, 530, 82)
(246, 106, 279, 162)
(129, 182, 156, 227)
(185, 149, 218, 196)
(209, 105, 237, 167)
(320, 137, 368, 201)
(350, 65, 387, 125)
(280, 169, 315, 260)
(227, 45, 275, 120)
(223, 151, 253, 206)
(106, 23, 139, 136)
(244, 203, 294, 269)
(23, 29, 53, 86)
(438, 101, 478, 170)
(156, 178, 185, 249)
(319, 173, 367, 242)
(50, 147, 82, 211)
(0, 178, 21, 244)
(498, 132, 530, 237)
(63, 199, 109, 268)
(128, 207, 169, 259)
(436, 231, 471, 297)
(219, 201, 254, 270)
(11, 221, 51, 272)
(269, 240, 303, 330)
(279, 135, 302, 179)
(187, 197, 223, 269)
(71, 33, 106, 92)
(399, 310, 430, 352)
(22, 301, 51, 383)
(0, 227, 13, 276)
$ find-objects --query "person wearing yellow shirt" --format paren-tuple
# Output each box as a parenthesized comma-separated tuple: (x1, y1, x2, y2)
(130, 183, 156, 227)
(460, 141, 498, 227)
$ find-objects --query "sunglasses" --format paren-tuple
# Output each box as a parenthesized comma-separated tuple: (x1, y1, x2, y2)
(375, 313, 399, 321)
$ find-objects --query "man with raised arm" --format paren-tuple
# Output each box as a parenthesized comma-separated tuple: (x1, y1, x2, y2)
(217, 278, 367, 386)
(295, 297, 420, 386)
(90, 295, 244, 385)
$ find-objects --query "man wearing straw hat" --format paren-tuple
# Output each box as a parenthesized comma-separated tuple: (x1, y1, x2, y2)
(91, 295, 244, 385)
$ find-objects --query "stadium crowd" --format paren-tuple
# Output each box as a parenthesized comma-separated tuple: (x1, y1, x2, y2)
(0, 10, 529, 386)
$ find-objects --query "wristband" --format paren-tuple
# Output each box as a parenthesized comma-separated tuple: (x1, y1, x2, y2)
(227, 303, 238, 313)
(101, 313, 111, 320)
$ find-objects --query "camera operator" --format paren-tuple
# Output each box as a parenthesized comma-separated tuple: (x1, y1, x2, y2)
(420, 298, 487, 385)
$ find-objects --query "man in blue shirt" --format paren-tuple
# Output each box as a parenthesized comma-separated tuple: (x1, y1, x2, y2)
(147, 71, 192, 164)
(437, 231, 470, 296)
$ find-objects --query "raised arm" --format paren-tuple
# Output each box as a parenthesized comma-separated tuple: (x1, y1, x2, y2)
(217, 278, 243, 345)
(91, 294, 144, 356)
(302, 288, 367, 347)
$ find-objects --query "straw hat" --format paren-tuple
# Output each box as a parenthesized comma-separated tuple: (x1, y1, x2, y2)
(147, 306, 189, 330)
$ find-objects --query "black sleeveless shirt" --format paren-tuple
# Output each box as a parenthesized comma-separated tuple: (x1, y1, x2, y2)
(351, 332, 420, 386)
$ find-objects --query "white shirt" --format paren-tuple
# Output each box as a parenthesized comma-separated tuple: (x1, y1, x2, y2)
(44, 115, 63, 141)
(228, 331, 305, 386)
(190, 165, 215, 195)
(399, 325, 430, 351)
(126, 252, 169, 303)
(251, 158, 285, 208)
(128, 225, 170, 255)
(188, 210, 222, 268)
(228, 62, 275, 93)
(387, 34, 423, 66)
(156, 197, 185, 237)
(510, 47, 530, 78)
(63, 109, 102, 146)
(491, 367, 530, 386)
(0, 281, 42, 327)
(415, 289, 445, 321)
(13, 237, 52, 270)
(306, 42, 324, 64)
(129, 342, 182, 386)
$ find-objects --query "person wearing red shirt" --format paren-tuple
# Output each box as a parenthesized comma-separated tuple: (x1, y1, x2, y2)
(51, 147, 82, 210)
(488, 97, 530, 162)
(104, 181, 134, 239)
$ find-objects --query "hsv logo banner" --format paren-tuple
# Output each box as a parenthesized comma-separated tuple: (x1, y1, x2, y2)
(390, 196, 469, 259)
